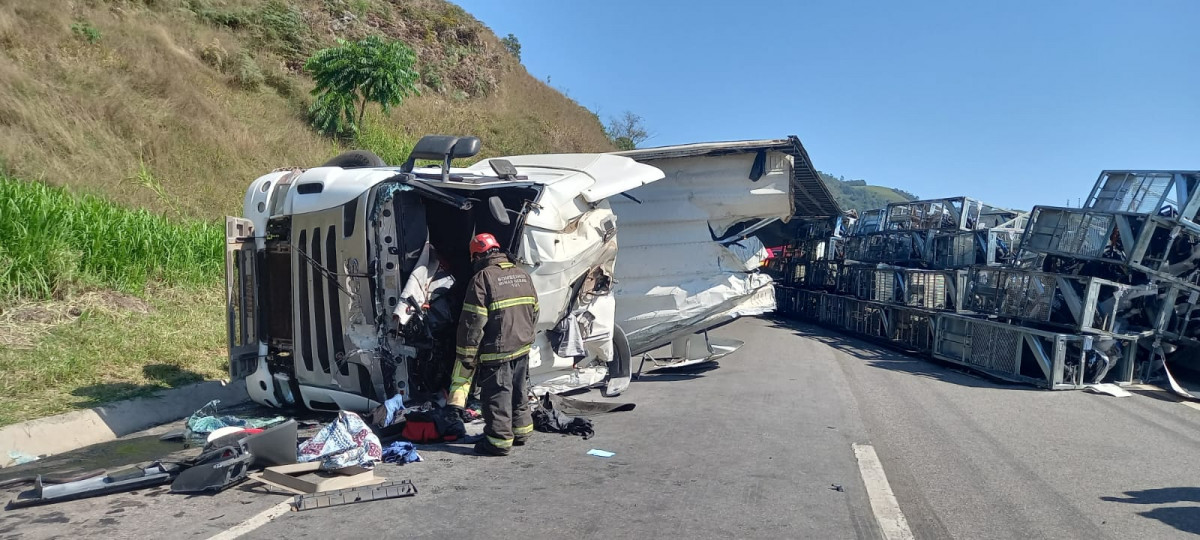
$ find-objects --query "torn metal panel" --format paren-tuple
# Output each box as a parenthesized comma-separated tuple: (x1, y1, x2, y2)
(611, 144, 805, 354)
(616, 136, 842, 227)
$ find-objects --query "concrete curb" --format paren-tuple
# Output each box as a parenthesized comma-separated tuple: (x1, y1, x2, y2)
(0, 379, 249, 468)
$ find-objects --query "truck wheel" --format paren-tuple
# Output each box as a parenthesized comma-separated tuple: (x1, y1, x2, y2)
(322, 150, 386, 168)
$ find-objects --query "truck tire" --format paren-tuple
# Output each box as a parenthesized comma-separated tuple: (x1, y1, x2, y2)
(322, 150, 386, 168)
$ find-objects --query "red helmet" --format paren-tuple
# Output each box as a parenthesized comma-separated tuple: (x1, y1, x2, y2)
(469, 233, 501, 256)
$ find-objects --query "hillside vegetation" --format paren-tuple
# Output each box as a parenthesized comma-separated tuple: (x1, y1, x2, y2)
(820, 171, 917, 213)
(0, 0, 613, 219)
(0, 0, 615, 424)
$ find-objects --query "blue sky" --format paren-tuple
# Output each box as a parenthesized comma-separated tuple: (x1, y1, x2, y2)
(453, 0, 1198, 210)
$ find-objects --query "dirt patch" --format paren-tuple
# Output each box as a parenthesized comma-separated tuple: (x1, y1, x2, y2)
(0, 290, 153, 349)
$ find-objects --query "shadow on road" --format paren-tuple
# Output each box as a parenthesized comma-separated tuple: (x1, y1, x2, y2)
(768, 317, 1037, 392)
(1102, 488, 1200, 535)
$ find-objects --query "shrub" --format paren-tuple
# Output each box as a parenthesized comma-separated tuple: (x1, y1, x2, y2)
(232, 51, 264, 90)
(500, 33, 520, 61)
(304, 36, 419, 135)
(70, 21, 101, 44)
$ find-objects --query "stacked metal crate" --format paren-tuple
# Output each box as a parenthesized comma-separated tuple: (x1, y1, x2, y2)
(775, 174, 1200, 390)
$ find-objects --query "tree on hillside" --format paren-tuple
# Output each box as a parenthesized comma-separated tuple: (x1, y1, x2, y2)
(305, 36, 419, 136)
(606, 111, 650, 151)
(501, 33, 521, 61)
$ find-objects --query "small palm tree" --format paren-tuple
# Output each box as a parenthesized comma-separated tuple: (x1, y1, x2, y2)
(305, 36, 420, 136)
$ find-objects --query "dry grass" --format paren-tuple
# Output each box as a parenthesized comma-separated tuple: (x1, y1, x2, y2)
(0, 285, 227, 427)
(0, 0, 613, 219)
(0, 0, 614, 424)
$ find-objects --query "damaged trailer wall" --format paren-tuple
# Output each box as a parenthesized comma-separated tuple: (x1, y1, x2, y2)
(610, 140, 840, 356)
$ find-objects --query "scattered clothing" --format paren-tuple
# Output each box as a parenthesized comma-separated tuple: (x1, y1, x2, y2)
(393, 243, 456, 327)
(384, 395, 406, 426)
(185, 400, 285, 435)
(399, 407, 466, 444)
(586, 449, 615, 458)
(551, 313, 587, 358)
(381, 441, 422, 464)
(297, 411, 383, 470)
(533, 405, 595, 440)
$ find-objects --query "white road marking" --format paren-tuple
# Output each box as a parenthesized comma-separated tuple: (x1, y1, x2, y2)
(1182, 401, 1200, 412)
(206, 499, 292, 540)
(852, 443, 914, 540)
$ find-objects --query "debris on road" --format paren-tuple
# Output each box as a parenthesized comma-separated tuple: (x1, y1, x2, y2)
(186, 399, 286, 436)
(587, 449, 615, 458)
(297, 412, 382, 470)
(248, 462, 384, 495)
(290, 480, 418, 512)
(381, 441, 422, 464)
(6, 452, 38, 466)
(8, 462, 179, 509)
(1085, 383, 1133, 398)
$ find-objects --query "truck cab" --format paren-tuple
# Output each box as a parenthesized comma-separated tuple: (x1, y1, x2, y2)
(225, 135, 664, 411)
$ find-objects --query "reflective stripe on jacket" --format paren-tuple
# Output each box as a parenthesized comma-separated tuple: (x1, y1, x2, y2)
(455, 252, 539, 366)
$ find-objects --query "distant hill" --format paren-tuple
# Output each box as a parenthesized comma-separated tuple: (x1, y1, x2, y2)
(819, 171, 917, 213)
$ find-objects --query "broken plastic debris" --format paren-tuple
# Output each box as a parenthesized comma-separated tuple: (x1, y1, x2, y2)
(1084, 383, 1132, 398)
(7, 451, 38, 466)
(586, 449, 615, 458)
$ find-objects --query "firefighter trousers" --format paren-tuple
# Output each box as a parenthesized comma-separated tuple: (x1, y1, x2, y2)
(476, 354, 533, 453)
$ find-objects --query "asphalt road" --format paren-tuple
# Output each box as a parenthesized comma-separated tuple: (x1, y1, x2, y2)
(5, 316, 1200, 539)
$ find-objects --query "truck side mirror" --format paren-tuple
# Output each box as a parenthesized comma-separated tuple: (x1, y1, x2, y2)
(489, 196, 511, 226)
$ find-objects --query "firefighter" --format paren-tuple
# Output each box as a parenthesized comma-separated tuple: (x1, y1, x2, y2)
(447, 233, 539, 456)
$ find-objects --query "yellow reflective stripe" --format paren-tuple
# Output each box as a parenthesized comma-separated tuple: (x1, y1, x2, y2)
(487, 435, 513, 448)
(513, 424, 534, 435)
(448, 384, 470, 409)
(488, 296, 537, 311)
(455, 346, 478, 357)
(448, 362, 474, 408)
(497, 262, 514, 269)
(463, 303, 488, 316)
(479, 344, 532, 362)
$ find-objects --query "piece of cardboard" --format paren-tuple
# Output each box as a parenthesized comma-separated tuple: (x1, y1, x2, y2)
(249, 463, 385, 495)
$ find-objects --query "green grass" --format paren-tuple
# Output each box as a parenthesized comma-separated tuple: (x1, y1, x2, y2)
(0, 173, 222, 300)
(0, 286, 227, 427)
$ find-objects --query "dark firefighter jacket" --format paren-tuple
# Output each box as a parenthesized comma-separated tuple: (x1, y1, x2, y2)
(448, 252, 539, 408)
(454, 252, 539, 366)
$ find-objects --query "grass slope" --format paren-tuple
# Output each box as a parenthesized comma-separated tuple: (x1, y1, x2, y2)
(0, 0, 614, 425)
(0, 0, 613, 219)
(0, 287, 226, 426)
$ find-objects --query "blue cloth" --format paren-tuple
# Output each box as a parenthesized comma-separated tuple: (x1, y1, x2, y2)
(382, 441, 422, 464)
(383, 395, 406, 427)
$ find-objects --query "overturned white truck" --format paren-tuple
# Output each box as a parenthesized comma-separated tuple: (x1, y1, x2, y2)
(225, 135, 838, 411)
